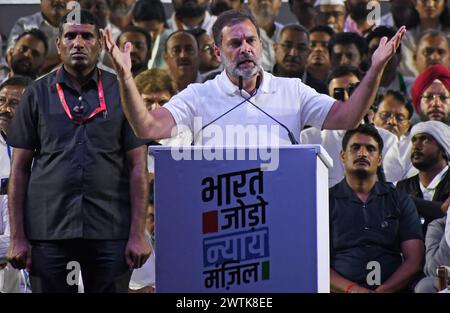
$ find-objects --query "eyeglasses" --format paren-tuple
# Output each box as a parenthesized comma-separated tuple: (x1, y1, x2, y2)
(332, 82, 359, 101)
(377, 111, 408, 123)
(279, 42, 309, 53)
(421, 93, 449, 103)
(167, 45, 196, 57)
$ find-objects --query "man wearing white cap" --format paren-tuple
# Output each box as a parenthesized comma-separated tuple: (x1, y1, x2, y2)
(314, 0, 346, 33)
(397, 121, 450, 235)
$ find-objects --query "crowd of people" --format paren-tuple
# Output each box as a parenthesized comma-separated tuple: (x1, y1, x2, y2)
(0, 0, 449, 293)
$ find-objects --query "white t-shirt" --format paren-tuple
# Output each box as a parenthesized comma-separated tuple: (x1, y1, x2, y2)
(164, 70, 335, 146)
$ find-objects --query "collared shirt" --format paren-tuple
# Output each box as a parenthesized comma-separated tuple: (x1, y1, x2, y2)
(7, 66, 146, 240)
(330, 179, 423, 288)
(7, 11, 59, 58)
(420, 165, 449, 201)
(259, 22, 283, 72)
(301, 125, 404, 187)
(168, 12, 217, 35)
(164, 69, 336, 146)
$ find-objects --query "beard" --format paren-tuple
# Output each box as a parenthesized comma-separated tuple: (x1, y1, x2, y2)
(221, 51, 262, 80)
(349, 2, 372, 22)
(175, 1, 208, 19)
(419, 110, 450, 124)
(411, 151, 441, 172)
(10, 56, 39, 79)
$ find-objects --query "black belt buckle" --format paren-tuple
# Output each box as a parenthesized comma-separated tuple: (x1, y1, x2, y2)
(0, 178, 9, 195)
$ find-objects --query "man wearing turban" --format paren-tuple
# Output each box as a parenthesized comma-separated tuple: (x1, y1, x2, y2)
(411, 64, 450, 125)
(397, 121, 450, 235)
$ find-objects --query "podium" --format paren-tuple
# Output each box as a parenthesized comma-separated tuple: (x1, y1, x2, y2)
(151, 145, 332, 293)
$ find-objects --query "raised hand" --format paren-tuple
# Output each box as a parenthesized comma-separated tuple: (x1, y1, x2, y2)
(101, 28, 132, 79)
(371, 26, 406, 71)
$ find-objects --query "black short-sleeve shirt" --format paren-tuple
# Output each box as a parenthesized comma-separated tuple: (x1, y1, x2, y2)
(329, 179, 423, 288)
(7, 66, 147, 240)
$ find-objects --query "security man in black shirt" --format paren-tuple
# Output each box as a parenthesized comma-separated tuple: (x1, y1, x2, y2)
(6, 9, 150, 293)
(330, 124, 424, 293)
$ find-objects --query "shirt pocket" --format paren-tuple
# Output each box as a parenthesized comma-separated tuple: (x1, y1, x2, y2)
(38, 113, 76, 152)
(378, 211, 399, 245)
(85, 115, 123, 151)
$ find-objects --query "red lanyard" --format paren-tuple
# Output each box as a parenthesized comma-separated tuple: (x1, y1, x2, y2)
(56, 68, 106, 124)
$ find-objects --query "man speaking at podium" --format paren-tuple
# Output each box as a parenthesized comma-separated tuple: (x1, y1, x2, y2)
(104, 10, 406, 146)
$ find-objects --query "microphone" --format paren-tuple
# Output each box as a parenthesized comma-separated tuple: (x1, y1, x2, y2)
(191, 75, 261, 145)
(237, 76, 298, 145)
(191, 74, 298, 145)
(241, 96, 298, 145)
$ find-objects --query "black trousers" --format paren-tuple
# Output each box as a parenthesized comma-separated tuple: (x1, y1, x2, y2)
(29, 239, 131, 293)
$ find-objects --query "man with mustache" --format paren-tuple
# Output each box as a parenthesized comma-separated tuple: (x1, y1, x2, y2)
(329, 31, 368, 73)
(103, 10, 407, 148)
(117, 26, 152, 77)
(373, 89, 413, 140)
(306, 25, 333, 82)
(168, 0, 217, 34)
(288, 0, 317, 30)
(414, 30, 450, 75)
(330, 123, 423, 293)
(397, 121, 450, 236)
(5, 29, 48, 80)
(6, 9, 150, 293)
(314, 0, 346, 33)
(411, 64, 450, 125)
(164, 31, 201, 91)
(7, 0, 73, 75)
(0, 76, 33, 293)
(273, 24, 327, 94)
(189, 28, 222, 77)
